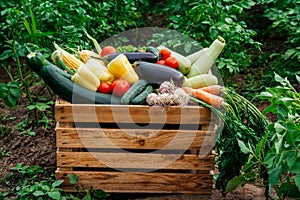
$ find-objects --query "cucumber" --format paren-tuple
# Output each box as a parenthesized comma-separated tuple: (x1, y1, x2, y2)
(146, 46, 160, 57)
(131, 85, 153, 105)
(27, 51, 120, 104)
(120, 79, 148, 104)
(134, 61, 185, 87)
(182, 74, 218, 89)
(157, 46, 191, 75)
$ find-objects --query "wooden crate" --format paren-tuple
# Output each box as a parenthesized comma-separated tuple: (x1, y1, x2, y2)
(55, 98, 217, 194)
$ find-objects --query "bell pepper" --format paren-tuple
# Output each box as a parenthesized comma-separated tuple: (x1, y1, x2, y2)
(107, 54, 139, 84)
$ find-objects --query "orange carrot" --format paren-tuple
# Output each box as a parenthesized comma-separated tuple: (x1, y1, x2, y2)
(199, 85, 223, 95)
(192, 88, 224, 108)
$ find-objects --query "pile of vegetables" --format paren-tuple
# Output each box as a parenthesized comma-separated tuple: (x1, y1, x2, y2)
(27, 31, 226, 108)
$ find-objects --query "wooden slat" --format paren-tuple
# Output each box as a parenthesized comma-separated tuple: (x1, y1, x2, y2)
(56, 127, 216, 150)
(55, 170, 213, 194)
(57, 152, 214, 170)
(55, 102, 214, 124)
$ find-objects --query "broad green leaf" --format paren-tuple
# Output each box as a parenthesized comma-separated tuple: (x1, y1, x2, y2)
(48, 191, 61, 200)
(52, 180, 64, 188)
(238, 139, 251, 154)
(83, 193, 91, 200)
(274, 123, 286, 133)
(284, 151, 297, 169)
(268, 166, 282, 186)
(274, 73, 285, 83)
(226, 174, 252, 192)
(9, 87, 21, 98)
(264, 153, 276, 167)
(290, 160, 300, 173)
(259, 91, 273, 99)
(6, 94, 17, 107)
(68, 174, 78, 184)
(33, 190, 44, 197)
(0, 50, 11, 60)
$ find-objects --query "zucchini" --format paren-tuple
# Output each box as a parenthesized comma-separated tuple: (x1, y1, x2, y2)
(146, 46, 160, 57)
(27, 52, 120, 104)
(134, 61, 185, 87)
(105, 52, 158, 63)
(120, 79, 148, 104)
(182, 74, 218, 89)
(26, 52, 51, 75)
(157, 46, 191, 75)
(186, 48, 207, 65)
(131, 85, 153, 105)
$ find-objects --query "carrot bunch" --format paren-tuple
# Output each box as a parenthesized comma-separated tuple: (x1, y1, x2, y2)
(182, 85, 224, 108)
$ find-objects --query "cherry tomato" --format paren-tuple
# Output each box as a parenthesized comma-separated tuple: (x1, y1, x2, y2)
(112, 79, 130, 96)
(98, 82, 113, 94)
(165, 57, 179, 69)
(100, 46, 116, 57)
(159, 49, 171, 60)
(156, 60, 166, 65)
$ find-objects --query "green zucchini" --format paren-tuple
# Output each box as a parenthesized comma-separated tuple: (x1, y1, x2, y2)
(27, 52, 120, 104)
(131, 85, 153, 105)
(120, 79, 148, 104)
(26, 52, 51, 75)
(146, 46, 160, 57)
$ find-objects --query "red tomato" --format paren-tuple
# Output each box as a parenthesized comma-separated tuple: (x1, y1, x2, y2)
(159, 49, 171, 60)
(165, 57, 179, 69)
(156, 60, 166, 65)
(98, 82, 113, 94)
(112, 79, 130, 96)
(100, 46, 116, 57)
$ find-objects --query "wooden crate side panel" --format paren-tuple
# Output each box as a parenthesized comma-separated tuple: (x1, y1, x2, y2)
(55, 170, 213, 194)
(57, 152, 215, 171)
(56, 127, 216, 150)
(55, 103, 214, 124)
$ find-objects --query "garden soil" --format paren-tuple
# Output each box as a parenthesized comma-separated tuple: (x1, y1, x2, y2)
(0, 71, 268, 200)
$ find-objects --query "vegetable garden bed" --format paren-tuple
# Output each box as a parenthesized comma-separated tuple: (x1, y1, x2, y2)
(55, 98, 218, 194)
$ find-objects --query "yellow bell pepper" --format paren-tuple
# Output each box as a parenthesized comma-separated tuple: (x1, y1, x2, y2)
(107, 54, 139, 84)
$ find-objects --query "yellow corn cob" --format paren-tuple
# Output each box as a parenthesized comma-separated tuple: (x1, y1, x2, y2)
(54, 42, 83, 70)
(61, 50, 83, 70)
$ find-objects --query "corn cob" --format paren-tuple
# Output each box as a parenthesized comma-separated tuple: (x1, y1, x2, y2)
(54, 42, 83, 70)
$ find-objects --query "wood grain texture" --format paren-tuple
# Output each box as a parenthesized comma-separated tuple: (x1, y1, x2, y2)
(55, 100, 216, 124)
(55, 170, 213, 194)
(57, 151, 215, 170)
(56, 127, 216, 150)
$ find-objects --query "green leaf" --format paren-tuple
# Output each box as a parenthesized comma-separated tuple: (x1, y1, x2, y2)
(285, 151, 297, 169)
(238, 139, 251, 154)
(48, 191, 61, 200)
(295, 173, 300, 191)
(290, 160, 300, 173)
(226, 175, 247, 192)
(274, 73, 285, 83)
(33, 190, 45, 197)
(296, 75, 300, 84)
(68, 174, 78, 184)
(6, 94, 17, 107)
(275, 134, 284, 154)
(93, 189, 109, 198)
(9, 87, 21, 98)
(259, 91, 273, 99)
(274, 123, 286, 134)
(52, 180, 64, 188)
(268, 165, 282, 186)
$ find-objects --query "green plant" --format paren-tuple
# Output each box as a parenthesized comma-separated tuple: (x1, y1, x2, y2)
(27, 100, 54, 128)
(68, 174, 109, 200)
(0, 147, 11, 157)
(228, 73, 300, 199)
(164, 0, 262, 78)
(0, 81, 21, 107)
(15, 117, 36, 136)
